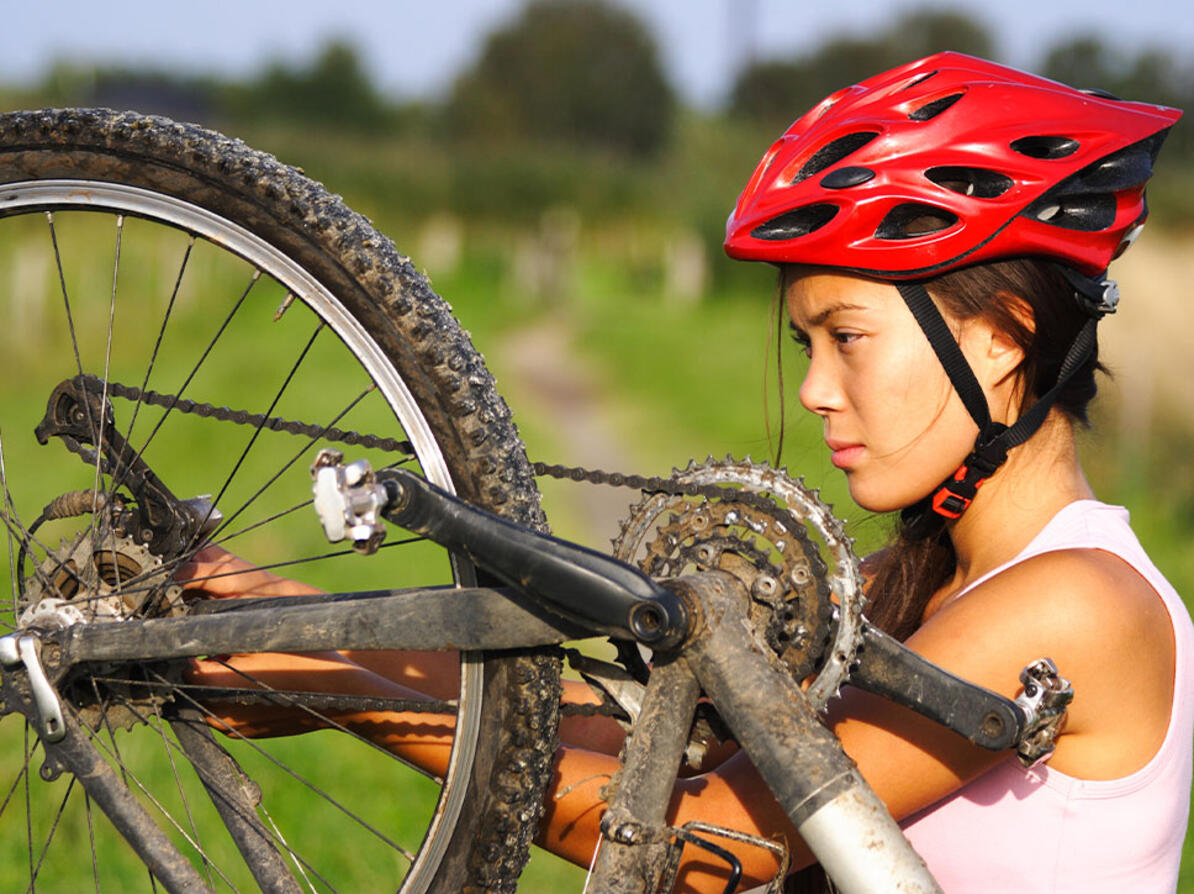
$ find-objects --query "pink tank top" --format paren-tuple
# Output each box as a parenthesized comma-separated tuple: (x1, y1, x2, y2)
(901, 500, 1193, 893)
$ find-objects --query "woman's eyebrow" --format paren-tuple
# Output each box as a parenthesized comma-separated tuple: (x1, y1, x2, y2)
(806, 302, 870, 326)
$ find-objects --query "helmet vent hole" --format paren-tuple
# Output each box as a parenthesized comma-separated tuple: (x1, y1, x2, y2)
(792, 132, 879, 184)
(1085, 148, 1153, 190)
(1080, 87, 1123, 101)
(1024, 193, 1117, 231)
(926, 166, 1014, 198)
(900, 69, 939, 91)
(1011, 136, 1080, 160)
(909, 93, 964, 122)
(875, 203, 959, 240)
(751, 204, 839, 241)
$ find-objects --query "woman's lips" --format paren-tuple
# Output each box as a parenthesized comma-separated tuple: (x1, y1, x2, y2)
(828, 443, 864, 470)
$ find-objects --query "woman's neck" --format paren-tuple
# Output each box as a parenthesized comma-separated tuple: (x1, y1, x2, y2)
(942, 411, 1094, 593)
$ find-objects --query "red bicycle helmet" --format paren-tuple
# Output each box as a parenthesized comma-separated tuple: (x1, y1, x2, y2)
(725, 53, 1181, 533)
(724, 52, 1180, 278)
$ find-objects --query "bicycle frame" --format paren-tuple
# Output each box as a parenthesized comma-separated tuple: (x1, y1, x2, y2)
(0, 460, 1064, 893)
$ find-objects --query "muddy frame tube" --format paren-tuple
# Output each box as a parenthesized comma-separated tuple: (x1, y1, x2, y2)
(61, 586, 588, 666)
(41, 710, 211, 894)
(591, 572, 942, 894)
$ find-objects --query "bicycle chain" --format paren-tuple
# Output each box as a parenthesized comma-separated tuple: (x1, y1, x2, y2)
(532, 459, 824, 524)
(75, 379, 856, 716)
(83, 375, 815, 522)
(77, 374, 414, 456)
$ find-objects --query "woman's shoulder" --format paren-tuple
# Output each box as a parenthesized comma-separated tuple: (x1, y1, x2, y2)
(941, 499, 1176, 639)
(924, 546, 1177, 777)
(962, 548, 1169, 651)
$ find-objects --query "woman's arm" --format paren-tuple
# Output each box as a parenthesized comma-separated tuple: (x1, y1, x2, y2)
(177, 545, 1177, 892)
(544, 547, 1176, 890)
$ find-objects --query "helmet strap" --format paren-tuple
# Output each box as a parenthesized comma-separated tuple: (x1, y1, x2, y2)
(895, 281, 1099, 540)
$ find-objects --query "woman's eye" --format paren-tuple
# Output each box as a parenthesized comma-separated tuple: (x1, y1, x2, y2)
(832, 331, 861, 348)
(789, 332, 812, 357)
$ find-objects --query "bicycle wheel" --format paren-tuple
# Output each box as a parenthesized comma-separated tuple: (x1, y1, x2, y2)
(0, 108, 560, 892)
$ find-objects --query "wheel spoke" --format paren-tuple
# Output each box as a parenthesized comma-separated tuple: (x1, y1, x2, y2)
(26, 777, 77, 893)
(1, 427, 21, 614)
(110, 699, 335, 893)
(45, 212, 100, 446)
(122, 237, 195, 447)
(24, 723, 34, 892)
(257, 802, 318, 894)
(84, 791, 101, 894)
(198, 322, 326, 549)
(0, 119, 555, 889)
(122, 268, 261, 491)
(91, 216, 124, 550)
(207, 383, 381, 544)
(76, 706, 239, 891)
(0, 740, 33, 822)
(3, 508, 86, 622)
(151, 703, 215, 892)
(46, 706, 218, 893)
(179, 660, 443, 781)
(168, 682, 419, 864)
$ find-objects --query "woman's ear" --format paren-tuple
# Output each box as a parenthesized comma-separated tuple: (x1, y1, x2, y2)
(963, 291, 1033, 391)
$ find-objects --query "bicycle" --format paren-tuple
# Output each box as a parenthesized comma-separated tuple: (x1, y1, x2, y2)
(0, 108, 1069, 893)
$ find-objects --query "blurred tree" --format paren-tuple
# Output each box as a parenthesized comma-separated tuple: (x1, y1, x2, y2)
(886, 8, 995, 62)
(225, 40, 397, 132)
(1041, 38, 1193, 161)
(1040, 35, 1121, 92)
(443, 0, 676, 157)
(726, 7, 997, 131)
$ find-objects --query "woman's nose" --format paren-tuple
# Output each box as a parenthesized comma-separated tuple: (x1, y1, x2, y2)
(798, 352, 843, 415)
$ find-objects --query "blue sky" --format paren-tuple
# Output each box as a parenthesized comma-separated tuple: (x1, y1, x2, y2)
(5, 0, 1192, 107)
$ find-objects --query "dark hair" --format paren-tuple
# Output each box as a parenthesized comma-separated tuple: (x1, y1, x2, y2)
(862, 257, 1104, 639)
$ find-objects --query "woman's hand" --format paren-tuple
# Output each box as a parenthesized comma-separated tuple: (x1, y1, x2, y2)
(175, 544, 324, 601)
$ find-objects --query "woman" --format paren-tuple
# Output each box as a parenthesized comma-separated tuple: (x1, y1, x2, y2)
(183, 53, 1192, 891)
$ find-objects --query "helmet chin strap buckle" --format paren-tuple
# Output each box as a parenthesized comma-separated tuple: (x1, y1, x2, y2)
(929, 431, 1010, 521)
(930, 465, 987, 519)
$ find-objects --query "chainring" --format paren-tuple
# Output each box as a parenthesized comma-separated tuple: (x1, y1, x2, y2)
(611, 457, 865, 711)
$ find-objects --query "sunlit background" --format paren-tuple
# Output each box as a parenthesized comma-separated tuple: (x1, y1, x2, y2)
(2, 0, 1191, 889)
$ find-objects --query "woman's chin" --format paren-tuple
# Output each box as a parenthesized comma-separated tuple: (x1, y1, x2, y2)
(846, 479, 930, 515)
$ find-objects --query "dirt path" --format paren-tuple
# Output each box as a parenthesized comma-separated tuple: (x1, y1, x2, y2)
(491, 314, 646, 548)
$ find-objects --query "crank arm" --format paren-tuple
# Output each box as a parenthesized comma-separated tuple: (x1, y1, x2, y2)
(377, 467, 690, 648)
(850, 623, 1025, 750)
